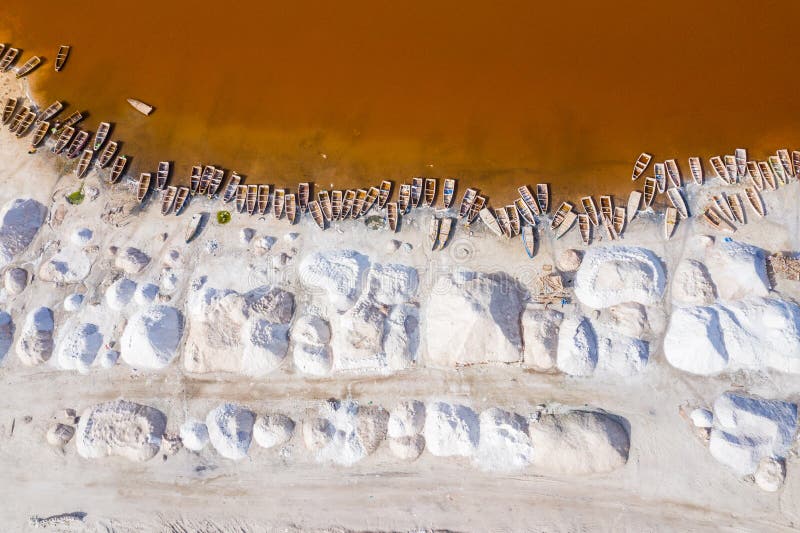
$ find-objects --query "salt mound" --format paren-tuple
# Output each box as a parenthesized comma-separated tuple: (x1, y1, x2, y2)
(245, 286, 295, 323)
(474, 408, 534, 472)
(690, 408, 713, 428)
(114, 247, 151, 274)
(330, 301, 386, 371)
(180, 420, 209, 451)
(605, 303, 649, 338)
(389, 435, 425, 460)
(71, 227, 93, 245)
(135, 283, 159, 305)
(253, 414, 295, 449)
(17, 306, 54, 366)
(97, 349, 120, 368)
(755, 457, 786, 492)
(388, 400, 426, 438)
(76, 400, 166, 462)
(293, 315, 331, 345)
(206, 403, 256, 460)
(705, 239, 768, 300)
(293, 343, 332, 376)
(383, 304, 420, 370)
(556, 316, 597, 376)
(596, 332, 649, 376)
(557, 249, 583, 272)
(709, 392, 797, 476)
(298, 249, 370, 311)
(574, 246, 665, 308)
(38, 247, 92, 283)
(4, 267, 28, 295)
(0, 198, 47, 269)
(663, 306, 727, 375)
(521, 307, 563, 371)
(426, 271, 524, 366)
(120, 305, 183, 369)
(240, 318, 289, 376)
(0, 311, 13, 364)
(63, 293, 84, 311)
(105, 278, 137, 310)
(672, 259, 716, 305)
(366, 263, 418, 305)
(529, 410, 629, 475)
(424, 402, 479, 457)
(56, 322, 103, 373)
(304, 400, 388, 465)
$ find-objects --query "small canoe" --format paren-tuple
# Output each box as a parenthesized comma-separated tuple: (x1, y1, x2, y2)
(665, 159, 681, 188)
(30, 120, 50, 148)
(387, 202, 399, 232)
(8, 107, 27, 132)
(632, 152, 652, 181)
(518, 185, 541, 216)
(378, 180, 392, 208)
(627, 190, 641, 222)
(758, 161, 777, 190)
(443, 178, 456, 209)
(793, 151, 800, 179)
(712, 194, 735, 222)
(161, 186, 177, 215)
(0, 48, 20, 72)
(666, 187, 689, 219)
(429, 217, 441, 249)
(2, 98, 17, 124)
(436, 217, 452, 249)
(424, 178, 437, 207)
(603, 218, 618, 241)
(703, 207, 736, 233)
(0, 45, 5, 63)
(318, 190, 333, 221)
(309, 200, 325, 229)
(746, 161, 764, 190)
(522, 225, 536, 258)
(724, 155, 738, 184)
(75, 149, 93, 178)
(52, 126, 75, 154)
(258, 185, 271, 214)
(136, 173, 151, 203)
(66, 130, 90, 159)
(506, 204, 521, 236)
(555, 211, 578, 240)
(174, 187, 190, 215)
(769, 155, 787, 184)
(235, 185, 247, 213)
(654, 163, 666, 193)
(467, 195, 486, 223)
(185, 213, 203, 242)
(198, 166, 215, 195)
(727, 193, 745, 224)
(362, 186, 379, 216)
(93, 122, 111, 151)
(246, 185, 257, 215)
(458, 188, 478, 217)
(15, 111, 36, 137)
(735, 148, 747, 180)
(398, 184, 411, 214)
(331, 190, 343, 219)
(580, 196, 600, 226)
(298, 182, 310, 212)
(207, 168, 224, 197)
(55, 46, 70, 72)
(285, 193, 297, 223)
(411, 177, 424, 207)
(189, 165, 202, 195)
(342, 189, 356, 218)
(599, 195, 613, 223)
(514, 197, 536, 226)
(15, 56, 41, 78)
(273, 189, 286, 218)
(109, 155, 127, 183)
(222, 172, 242, 203)
(96, 140, 118, 168)
(613, 207, 626, 236)
(744, 186, 765, 218)
(578, 213, 591, 245)
(156, 161, 170, 190)
(550, 201, 574, 230)
(664, 207, 678, 239)
(536, 184, 550, 213)
(352, 189, 367, 218)
(480, 208, 503, 237)
(127, 98, 153, 116)
(709, 156, 729, 183)
(39, 101, 63, 121)
(61, 110, 84, 129)
(495, 208, 512, 238)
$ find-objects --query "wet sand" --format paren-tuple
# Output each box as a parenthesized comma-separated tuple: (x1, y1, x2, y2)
(1, 1, 799, 202)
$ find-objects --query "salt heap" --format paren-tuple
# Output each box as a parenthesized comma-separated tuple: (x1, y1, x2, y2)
(426, 270, 524, 366)
(474, 408, 534, 472)
(521, 307, 563, 371)
(292, 315, 333, 376)
(708, 392, 797, 479)
(120, 305, 183, 369)
(303, 400, 388, 466)
(574, 246, 665, 309)
(206, 403, 256, 460)
(4, 267, 28, 295)
(180, 419, 209, 451)
(76, 400, 167, 462)
(424, 402, 480, 457)
(705, 239, 769, 300)
(387, 400, 426, 460)
(38, 247, 92, 283)
(105, 278, 137, 310)
(114, 247, 151, 274)
(253, 414, 295, 449)
(63, 293, 84, 311)
(556, 316, 597, 376)
(17, 307, 55, 366)
(298, 249, 370, 311)
(0, 198, 47, 269)
(56, 322, 103, 373)
(671, 259, 716, 305)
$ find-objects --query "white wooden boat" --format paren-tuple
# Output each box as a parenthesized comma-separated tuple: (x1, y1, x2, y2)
(75, 149, 93, 178)
(467, 195, 486, 223)
(93, 122, 111, 150)
(506, 205, 521, 236)
(309, 200, 325, 229)
(602, 218, 618, 241)
(298, 182, 310, 212)
(66, 130, 90, 158)
(109, 155, 127, 183)
(555, 211, 578, 239)
(387, 201, 399, 232)
(235, 185, 247, 213)
(654, 163, 666, 193)
(514, 198, 536, 226)
(222, 172, 241, 203)
(631, 152, 652, 181)
(342, 189, 356, 218)
(666, 187, 688, 219)
(613, 207, 626, 236)
(746, 161, 764, 190)
(55, 46, 70, 72)
(246, 184, 258, 215)
(712, 194, 735, 222)
(39, 101, 63, 121)
(664, 207, 678, 239)
(136, 173, 151, 203)
(198, 166, 215, 195)
(423, 178, 437, 207)
(8, 107, 27, 132)
(769, 155, 787, 184)
(318, 190, 333, 221)
(189, 165, 202, 195)
(15, 111, 36, 137)
(724, 155, 738, 184)
(777, 149, 793, 178)
(362, 186, 379, 216)
(185, 213, 203, 242)
(599, 195, 613, 223)
(480, 208, 504, 237)
(273, 189, 286, 218)
(331, 190, 343, 219)
(550, 201, 574, 230)
(258, 185, 271, 214)
(161, 186, 177, 215)
(410, 177, 423, 207)
(96, 140, 118, 168)
(665, 159, 681, 188)
(735, 148, 747, 179)
(285, 193, 297, 224)
(627, 190, 641, 222)
(2, 98, 17, 124)
(793, 151, 800, 179)
(398, 185, 411, 214)
(127, 98, 153, 116)
(758, 161, 777, 190)
(522, 225, 536, 258)
(429, 217, 441, 249)
(536, 184, 550, 213)
(580, 196, 600, 226)
(61, 110, 84, 128)
(52, 126, 75, 154)
(0, 48, 20, 72)
(443, 178, 456, 208)
(437, 217, 453, 249)
(727, 193, 745, 224)
(15, 56, 41, 78)
(30, 120, 50, 148)
(156, 161, 170, 190)
(207, 168, 224, 197)
(518, 185, 541, 216)
(495, 208, 512, 238)
(174, 187, 189, 215)
(458, 188, 477, 217)
(378, 180, 392, 208)
(352, 189, 367, 218)
(702, 207, 736, 232)
(744, 186, 765, 218)
(578, 213, 591, 245)
(709, 156, 729, 183)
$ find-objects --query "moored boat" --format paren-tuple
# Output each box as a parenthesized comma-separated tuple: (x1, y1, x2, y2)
(136, 173, 151, 203)
(8, 107, 27, 133)
(318, 190, 333, 221)
(15, 111, 36, 137)
(536, 184, 550, 213)
(258, 185, 271, 214)
(398, 184, 411, 214)
(506, 205, 521, 236)
(235, 185, 247, 213)
(746, 160, 764, 190)
(309, 200, 325, 229)
(387, 202, 399, 232)
(207, 168, 224, 197)
(514, 198, 536, 226)
(410, 177, 423, 207)
(298, 182, 310, 212)
(777, 149, 793, 179)
(724, 155, 738, 183)
(735, 148, 747, 179)
(495, 208, 512, 238)
(666, 187, 688, 219)
(198, 165, 215, 195)
(55, 46, 70, 72)
(66, 130, 89, 158)
(378, 180, 392, 208)
(75, 149, 93, 178)
(30, 120, 50, 148)
(161, 186, 177, 215)
(362, 186, 379, 216)
(352, 189, 367, 218)
(578, 213, 591, 245)
(479, 208, 503, 237)
(273, 189, 286, 219)
(127, 98, 153, 116)
(467, 195, 486, 223)
(189, 165, 202, 195)
(522, 225, 536, 258)
(96, 140, 118, 168)
(665, 159, 681, 188)
(285, 193, 297, 223)
(580, 196, 600, 226)
(727, 193, 745, 224)
(39, 101, 63, 121)
(222, 172, 241, 203)
(769, 155, 787, 184)
(174, 187, 189, 215)
(437, 217, 453, 249)
(52, 126, 75, 154)
(60, 110, 84, 129)
(331, 190, 343, 219)
(443, 178, 456, 209)
(602, 218, 618, 241)
(613, 207, 626, 236)
(712, 194, 735, 222)
(702, 206, 736, 232)
(2, 98, 17, 124)
(458, 188, 477, 217)
(185, 213, 203, 242)
(429, 217, 441, 249)
(0, 48, 20, 72)
(156, 161, 170, 190)
(423, 178, 437, 207)
(93, 122, 111, 151)
(758, 161, 777, 190)
(793, 151, 800, 179)
(654, 163, 666, 193)
(664, 207, 678, 239)
(688, 157, 703, 186)
(631, 152, 652, 181)
(627, 190, 641, 222)
(550, 201, 573, 230)
(246, 185, 258, 215)
(342, 189, 356, 218)
(109, 155, 127, 183)
(599, 195, 613, 223)
(744, 186, 765, 217)
(555, 211, 578, 239)
(518, 185, 541, 216)
(710, 156, 729, 183)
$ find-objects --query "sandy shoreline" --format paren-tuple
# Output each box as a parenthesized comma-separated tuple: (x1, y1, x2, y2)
(3, 74, 800, 532)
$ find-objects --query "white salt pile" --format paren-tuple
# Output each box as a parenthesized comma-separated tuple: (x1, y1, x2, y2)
(4, 267, 28, 295)
(56, 322, 103, 374)
(387, 400, 426, 460)
(303, 400, 388, 466)
(206, 403, 256, 460)
(63, 293, 84, 311)
(71, 227, 93, 245)
(97, 349, 120, 368)
(595, 331, 648, 376)
(292, 315, 332, 376)
(365, 263, 419, 306)
(426, 270, 524, 366)
(180, 419, 210, 451)
(134, 283, 159, 305)
(382, 304, 420, 370)
(574, 246, 665, 309)
(120, 305, 183, 369)
(114, 247, 151, 274)
(298, 249, 369, 311)
(755, 457, 786, 492)
(253, 414, 295, 449)
(672, 259, 716, 305)
(105, 278, 137, 310)
(76, 400, 166, 462)
(556, 316, 597, 376)
(0, 311, 13, 364)
(0, 198, 47, 269)
(17, 306, 54, 366)
(38, 247, 92, 283)
(474, 408, 534, 472)
(708, 392, 797, 478)
(521, 307, 563, 371)
(424, 401, 479, 457)
(705, 239, 769, 300)
(690, 408, 713, 428)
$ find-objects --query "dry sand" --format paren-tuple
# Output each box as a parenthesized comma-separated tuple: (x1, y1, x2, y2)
(3, 77, 800, 532)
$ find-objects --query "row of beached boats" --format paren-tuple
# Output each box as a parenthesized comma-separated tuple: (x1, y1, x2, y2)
(0, 42, 70, 77)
